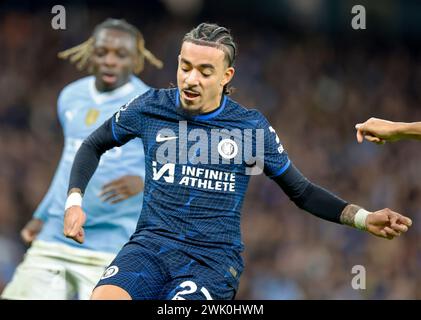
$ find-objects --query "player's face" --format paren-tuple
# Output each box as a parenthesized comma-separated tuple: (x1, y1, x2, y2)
(91, 29, 137, 92)
(177, 42, 235, 114)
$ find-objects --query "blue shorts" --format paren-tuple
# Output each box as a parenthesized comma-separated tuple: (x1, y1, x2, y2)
(96, 238, 240, 300)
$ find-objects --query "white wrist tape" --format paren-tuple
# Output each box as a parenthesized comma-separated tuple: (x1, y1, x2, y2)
(354, 208, 370, 230)
(65, 192, 82, 211)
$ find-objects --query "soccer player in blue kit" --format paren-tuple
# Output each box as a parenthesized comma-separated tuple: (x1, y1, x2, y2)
(63, 23, 412, 300)
(1, 19, 162, 300)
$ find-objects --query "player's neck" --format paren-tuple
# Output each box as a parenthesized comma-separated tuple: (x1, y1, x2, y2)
(95, 78, 130, 93)
(201, 94, 224, 114)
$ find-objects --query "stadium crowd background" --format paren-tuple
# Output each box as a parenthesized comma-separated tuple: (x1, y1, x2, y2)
(2, 0, 421, 299)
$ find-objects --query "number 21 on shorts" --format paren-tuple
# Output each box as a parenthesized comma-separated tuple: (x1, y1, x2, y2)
(171, 280, 213, 300)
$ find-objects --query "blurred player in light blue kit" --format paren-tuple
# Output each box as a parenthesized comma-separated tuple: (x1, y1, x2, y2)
(1, 18, 163, 300)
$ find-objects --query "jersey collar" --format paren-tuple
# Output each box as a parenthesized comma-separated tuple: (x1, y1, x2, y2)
(89, 77, 135, 105)
(176, 89, 227, 121)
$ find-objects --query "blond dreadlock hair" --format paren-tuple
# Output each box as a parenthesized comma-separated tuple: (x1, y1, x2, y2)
(58, 18, 163, 74)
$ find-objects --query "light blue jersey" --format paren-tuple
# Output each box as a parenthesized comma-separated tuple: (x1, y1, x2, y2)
(35, 76, 147, 253)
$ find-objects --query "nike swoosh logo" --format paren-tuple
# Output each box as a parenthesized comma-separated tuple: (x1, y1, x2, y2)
(156, 134, 178, 142)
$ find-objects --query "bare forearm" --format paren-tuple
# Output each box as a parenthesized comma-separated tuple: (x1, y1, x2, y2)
(396, 122, 421, 140)
(356, 118, 421, 143)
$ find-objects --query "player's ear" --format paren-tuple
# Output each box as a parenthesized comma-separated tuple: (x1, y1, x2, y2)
(221, 67, 235, 87)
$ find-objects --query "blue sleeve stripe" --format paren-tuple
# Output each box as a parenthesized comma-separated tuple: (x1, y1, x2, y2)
(269, 159, 291, 178)
(111, 119, 122, 144)
(176, 89, 180, 107)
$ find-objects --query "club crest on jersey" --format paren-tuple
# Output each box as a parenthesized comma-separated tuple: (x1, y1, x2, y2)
(85, 108, 100, 126)
(218, 139, 238, 159)
(154, 122, 266, 175)
(100, 266, 119, 279)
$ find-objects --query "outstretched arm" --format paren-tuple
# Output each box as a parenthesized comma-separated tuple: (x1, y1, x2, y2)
(273, 163, 412, 239)
(355, 118, 421, 144)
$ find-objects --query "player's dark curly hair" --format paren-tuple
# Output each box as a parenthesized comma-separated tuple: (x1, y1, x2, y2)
(183, 23, 237, 94)
(58, 18, 163, 74)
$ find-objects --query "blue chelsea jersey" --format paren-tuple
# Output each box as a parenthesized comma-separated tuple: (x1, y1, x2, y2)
(112, 88, 290, 272)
